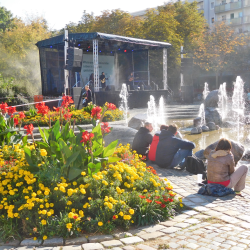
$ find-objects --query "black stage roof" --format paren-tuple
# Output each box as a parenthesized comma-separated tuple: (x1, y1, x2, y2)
(36, 32, 171, 52)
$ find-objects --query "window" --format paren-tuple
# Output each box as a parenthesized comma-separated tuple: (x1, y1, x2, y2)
(212, 17, 215, 23)
(222, 0, 226, 4)
(239, 12, 243, 17)
(211, 2, 214, 8)
(222, 15, 226, 20)
(230, 13, 234, 19)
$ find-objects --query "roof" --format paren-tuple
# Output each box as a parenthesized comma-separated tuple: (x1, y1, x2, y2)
(36, 32, 171, 50)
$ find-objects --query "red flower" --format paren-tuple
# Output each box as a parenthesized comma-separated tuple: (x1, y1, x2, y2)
(112, 215, 117, 220)
(91, 106, 102, 119)
(24, 124, 34, 135)
(19, 112, 25, 119)
(8, 106, 16, 116)
(101, 122, 111, 134)
(61, 96, 74, 108)
(166, 187, 172, 190)
(155, 201, 162, 205)
(139, 195, 146, 199)
(36, 102, 49, 115)
(155, 196, 160, 199)
(53, 107, 60, 112)
(169, 193, 176, 197)
(14, 118, 19, 126)
(161, 204, 166, 208)
(80, 131, 94, 144)
(106, 103, 116, 110)
(0, 103, 8, 114)
(168, 198, 174, 202)
(146, 199, 152, 203)
(73, 215, 78, 219)
(64, 113, 72, 120)
(163, 198, 168, 202)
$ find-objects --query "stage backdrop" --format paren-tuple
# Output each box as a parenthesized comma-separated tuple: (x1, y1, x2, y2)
(80, 54, 115, 88)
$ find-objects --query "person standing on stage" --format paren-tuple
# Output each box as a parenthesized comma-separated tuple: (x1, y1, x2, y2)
(100, 72, 106, 91)
(82, 85, 92, 107)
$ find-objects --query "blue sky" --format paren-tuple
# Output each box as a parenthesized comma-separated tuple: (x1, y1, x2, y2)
(0, 0, 169, 30)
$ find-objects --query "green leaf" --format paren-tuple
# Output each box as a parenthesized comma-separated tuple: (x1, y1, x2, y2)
(68, 168, 83, 181)
(39, 126, 48, 143)
(91, 162, 102, 175)
(103, 140, 118, 157)
(52, 120, 61, 141)
(93, 147, 103, 157)
(64, 151, 80, 168)
(22, 135, 28, 146)
(24, 147, 37, 171)
(108, 157, 121, 163)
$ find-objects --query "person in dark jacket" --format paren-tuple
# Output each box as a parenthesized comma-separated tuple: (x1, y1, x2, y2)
(155, 124, 195, 169)
(132, 122, 153, 155)
(82, 85, 92, 107)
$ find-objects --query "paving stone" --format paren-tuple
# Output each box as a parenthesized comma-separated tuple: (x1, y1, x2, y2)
(111, 248, 123, 250)
(120, 237, 143, 245)
(220, 215, 240, 224)
(159, 221, 177, 227)
(36, 247, 54, 250)
(142, 224, 166, 233)
(213, 237, 226, 243)
(3, 240, 21, 247)
(212, 206, 229, 212)
(239, 239, 250, 245)
(127, 229, 145, 235)
(193, 214, 210, 220)
(82, 243, 104, 250)
(160, 226, 180, 234)
(174, 222, 190, 228)
(182, 201, 196, 207)
(113, 232, 133, 239)
(42, 238, 63, 246)
(186, 243, 200, 249)
(168, 242, 180, 249)
(204, 210, 224, 217)
(65, 236, 88, 245)
(193, 206, 208, 212)
(136, 244, 157, 250)
(122, 246, 135, 250)
(16, 247, 35, 250)
(237, 215, 250, 222)
(198, 247, 211, 250)
(88, 235, 113, 243)
(188, 197, 207, 203)
(184, 218, 200, 224)
(231, 247, 245, 250)
(63, 246, 82, 250)
(223, 240, 237, 246)
(181, 210, 199, 216)
(0, 247, 14, 250)
(100, 240, 123, 248)
(220, 227, 233, 231)
(20, 239, 42, 246)
(219, 244, 232, 249)
(224, 210, 241, 216)
(139, 232, 165, 240)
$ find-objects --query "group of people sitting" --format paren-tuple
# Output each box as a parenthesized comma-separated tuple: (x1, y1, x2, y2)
(132, 122, 248, 195)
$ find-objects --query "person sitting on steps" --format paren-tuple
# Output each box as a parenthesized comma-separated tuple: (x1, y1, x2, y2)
(132, 121, 153, 157)
(155, 124, 195, 169)
(207, 138, 248, 196)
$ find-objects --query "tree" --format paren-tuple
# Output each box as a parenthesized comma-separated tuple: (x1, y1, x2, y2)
(193, 22, 247, 88)
(0, 6, 15, 32)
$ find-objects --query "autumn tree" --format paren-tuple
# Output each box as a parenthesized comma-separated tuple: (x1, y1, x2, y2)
(193, 22, 247, 88)
(0, 6, 16, 32)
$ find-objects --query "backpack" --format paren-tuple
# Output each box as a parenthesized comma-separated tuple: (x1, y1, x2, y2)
(182, 155, 207, 180)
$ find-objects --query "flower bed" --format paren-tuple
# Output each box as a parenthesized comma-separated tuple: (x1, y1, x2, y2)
(0, 99, 182, 242)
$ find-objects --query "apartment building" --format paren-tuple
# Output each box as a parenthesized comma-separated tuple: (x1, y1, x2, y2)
(214, 0, 250, 33)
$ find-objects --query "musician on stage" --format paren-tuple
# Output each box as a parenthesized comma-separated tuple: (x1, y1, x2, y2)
(100, 72, 106, 91)
(82, 85, 92, 107)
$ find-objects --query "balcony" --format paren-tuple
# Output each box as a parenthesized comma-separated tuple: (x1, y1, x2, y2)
(214, 1, 242, 14)
(217, 17, 242, 26)
(244, 0, 250, 7)
(243, 15, 250, 23)
(198, 8, 204, 13)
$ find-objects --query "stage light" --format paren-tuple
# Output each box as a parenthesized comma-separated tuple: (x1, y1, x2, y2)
(78, 44, 80, 46)
(87, 50, 89, 52)
(124, 50, 127, 52)
(118, 48, 120, 51)
(50, 46, 52, 48)
(99, 51, 101, 52)
(132, 50, 134, 52)
(111, 51, 113, 53)
(88, 46, 91, 49)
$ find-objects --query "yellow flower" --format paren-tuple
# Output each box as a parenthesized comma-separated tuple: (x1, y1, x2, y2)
(98, 221, 103, 226)
(66, 223, 72, 229)
(41, 219, 47, 225)
(33, 237, 37, 241)
(26, 217, 29, 220)
(129, 209, 134, 215)
(43, 235, 47, 240)
(40, 149, 47, 157)
(81, 171, 86, 176)
(119, 211, 124, 217)
(180, 203, 183, 207)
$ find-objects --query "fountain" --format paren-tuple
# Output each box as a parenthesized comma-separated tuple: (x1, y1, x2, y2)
(232, 76, 245, 141)
(119, 83, 129, 125)
(203, 82, 210, 100)
(158, 96, 165, 125)
(198, 103, 205, 127)
(218, 82, 228, 121)
(147, 95, 158, 131)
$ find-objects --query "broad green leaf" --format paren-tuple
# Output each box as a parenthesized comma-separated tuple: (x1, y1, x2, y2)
(39, 126, 48, 143)
(52, 120, 61, 141)
(64, 151, 80, 168)
(93, 147, 103, 157)
(68, 168, 83, 181)
(108, 157, 121, 163)
(103, 140, 118, 157)
(91, 162, 102, 175)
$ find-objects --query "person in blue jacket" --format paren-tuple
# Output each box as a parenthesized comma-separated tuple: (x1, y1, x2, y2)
(155, 124, 195, 169)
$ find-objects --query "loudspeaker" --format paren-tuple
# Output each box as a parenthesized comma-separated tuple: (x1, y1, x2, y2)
(72, 87, 83, 109)
(181, 86, 194, 103)
(72, 87, 82, 96)
(66, 48, 83, 71)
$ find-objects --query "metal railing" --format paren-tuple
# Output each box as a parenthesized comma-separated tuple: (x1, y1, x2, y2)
(215, 0, 242, 13)
(216, 17, 242, 25)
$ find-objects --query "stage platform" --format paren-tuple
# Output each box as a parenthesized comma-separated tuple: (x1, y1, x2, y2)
(95, 90, 171, 109)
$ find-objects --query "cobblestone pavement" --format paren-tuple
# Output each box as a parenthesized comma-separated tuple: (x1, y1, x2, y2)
(2, 165, 250, 250)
